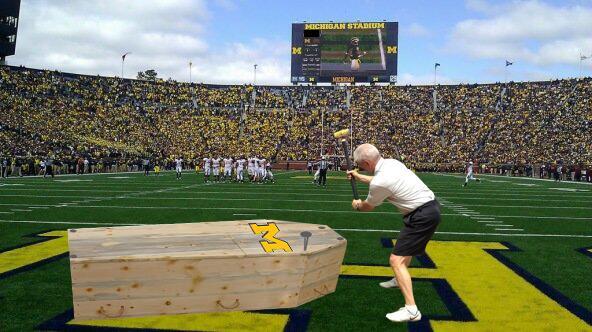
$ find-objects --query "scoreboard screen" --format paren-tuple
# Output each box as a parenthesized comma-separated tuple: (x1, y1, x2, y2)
(291, 21, 398, 84)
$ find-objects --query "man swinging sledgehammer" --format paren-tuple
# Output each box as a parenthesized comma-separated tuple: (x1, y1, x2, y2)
(346, 143, 441, 323)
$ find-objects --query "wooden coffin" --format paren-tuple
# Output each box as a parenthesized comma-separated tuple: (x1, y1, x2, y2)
(68, 220, 347, 320)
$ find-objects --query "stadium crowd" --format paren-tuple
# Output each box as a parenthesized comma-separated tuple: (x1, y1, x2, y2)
(1, 65, 591, 180)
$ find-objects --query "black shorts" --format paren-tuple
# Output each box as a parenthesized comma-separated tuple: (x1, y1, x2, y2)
(393, 200, 441, 257)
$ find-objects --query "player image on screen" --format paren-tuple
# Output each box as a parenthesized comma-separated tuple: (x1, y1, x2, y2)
(343, 37, 367, 71)
(320, 28, 387, 74)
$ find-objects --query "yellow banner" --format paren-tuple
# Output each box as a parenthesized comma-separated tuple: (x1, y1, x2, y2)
(304, 22, 387, 30)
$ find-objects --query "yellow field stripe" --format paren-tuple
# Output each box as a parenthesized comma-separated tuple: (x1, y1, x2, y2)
(340, 264, 392, 277)
(426, 241, 591, 330)
(0, 231, 68, 275)
(340, 264, 442, 279)
(346, 241, 591, 331)
(70, 311, 289, 331)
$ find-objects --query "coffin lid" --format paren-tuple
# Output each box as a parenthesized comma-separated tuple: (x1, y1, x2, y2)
(68, 219, 346, 263)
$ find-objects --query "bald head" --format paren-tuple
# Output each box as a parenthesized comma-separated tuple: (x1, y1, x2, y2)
(353, 143, 382, 173)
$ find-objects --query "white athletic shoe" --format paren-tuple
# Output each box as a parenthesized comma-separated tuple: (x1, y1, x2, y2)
(386, 307, 422, 322)
(379, 277, 399, 289)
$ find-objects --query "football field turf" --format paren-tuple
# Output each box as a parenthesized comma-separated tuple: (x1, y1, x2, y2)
(1, 171, 591, 331)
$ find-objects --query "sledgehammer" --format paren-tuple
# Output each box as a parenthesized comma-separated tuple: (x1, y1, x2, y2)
(333, 129, 359, 200)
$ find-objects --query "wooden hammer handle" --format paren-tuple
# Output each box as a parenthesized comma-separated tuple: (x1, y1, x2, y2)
(341, 140, 359, 200)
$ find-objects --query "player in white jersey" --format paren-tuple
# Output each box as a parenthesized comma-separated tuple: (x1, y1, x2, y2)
(463, 161, 480, 187)
(202, 157, 211, 183)
(313, 161, 320, 185)
(247, 157, 255, 180)
(259, 157, 267, 180)
(253, 157, 262, 182)
(223, 157, 233, 182)
(174, 157, 183, 180)
(212, 157, 221, 182)
(265, 160, 275, 183)
(236, 157, 246, 182)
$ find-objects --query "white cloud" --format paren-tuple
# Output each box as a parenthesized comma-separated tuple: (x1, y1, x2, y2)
(214, 0, 238, 11)
(397, 72, 455, 85)
(405, 23, 430, 37)
(465, 0, 497, 13)
(8, 0, 289, 84)
(191, 39, 291, 85)
(451, 0, 592, 66)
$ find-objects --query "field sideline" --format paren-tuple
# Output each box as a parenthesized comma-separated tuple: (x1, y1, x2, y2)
(0, 170, 591, 331)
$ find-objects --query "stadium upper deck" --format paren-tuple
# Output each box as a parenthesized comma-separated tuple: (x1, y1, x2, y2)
(1, 65, 591, 171)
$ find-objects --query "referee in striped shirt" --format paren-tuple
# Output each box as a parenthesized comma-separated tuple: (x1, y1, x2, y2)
(317, 156, 329, 187)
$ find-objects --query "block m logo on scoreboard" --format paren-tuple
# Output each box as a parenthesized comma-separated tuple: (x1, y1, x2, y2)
(292, 47, 302, 55)
(387, 46, 398, 54)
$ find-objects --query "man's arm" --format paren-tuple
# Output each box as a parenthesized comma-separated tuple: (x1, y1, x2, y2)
(352, 199, 375, 212)
(352, 184, 391, 213)
(346, 169, 373, 184)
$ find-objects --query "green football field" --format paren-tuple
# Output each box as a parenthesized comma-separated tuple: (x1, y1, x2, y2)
(1, 170, 591, 331)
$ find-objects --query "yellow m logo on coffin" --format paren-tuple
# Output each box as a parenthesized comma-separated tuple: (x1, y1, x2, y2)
(249, 222, 293, 253)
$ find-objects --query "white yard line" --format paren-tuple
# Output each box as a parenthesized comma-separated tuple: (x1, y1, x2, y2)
(0, 177, 219, 217)
(29, 204, 405, 215)
(493, 215, 592, 220)
(109, 197, 350, 204)
(480, 174, 592, 186)
(4, 192, 592, 202)
(437, 188, 590, 193)
(0, 219, 142, 226)
(334, 228, 584, 238)
(439, 192, 592, 197)
(0, 201, 589, 221)
(445, 197, 592, 202)
(433, 172, 592, 187)
(0, 219, 586, 238)
(0, 169, 300, 181)
(24, 172, 314, 206)
(1, 188, 138, 193)
(54, 179, 94, 183)
(448, 204, 592, 210)
(439, 198, 513, 230)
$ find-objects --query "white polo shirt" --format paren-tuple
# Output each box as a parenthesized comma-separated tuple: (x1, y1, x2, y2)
(366, 158, 435, 215)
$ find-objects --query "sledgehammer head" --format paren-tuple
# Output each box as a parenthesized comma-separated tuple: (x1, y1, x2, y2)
(333, 129, 350, 139)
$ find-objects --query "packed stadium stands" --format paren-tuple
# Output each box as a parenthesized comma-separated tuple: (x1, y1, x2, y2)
(0, 65, 591, 179)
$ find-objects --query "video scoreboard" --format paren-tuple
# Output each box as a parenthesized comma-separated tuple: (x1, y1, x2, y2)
(0, 0, 21, 62)
(291, 21, 398, 84)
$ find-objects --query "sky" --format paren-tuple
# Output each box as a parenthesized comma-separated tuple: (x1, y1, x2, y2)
(7, 0, 592, 85)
